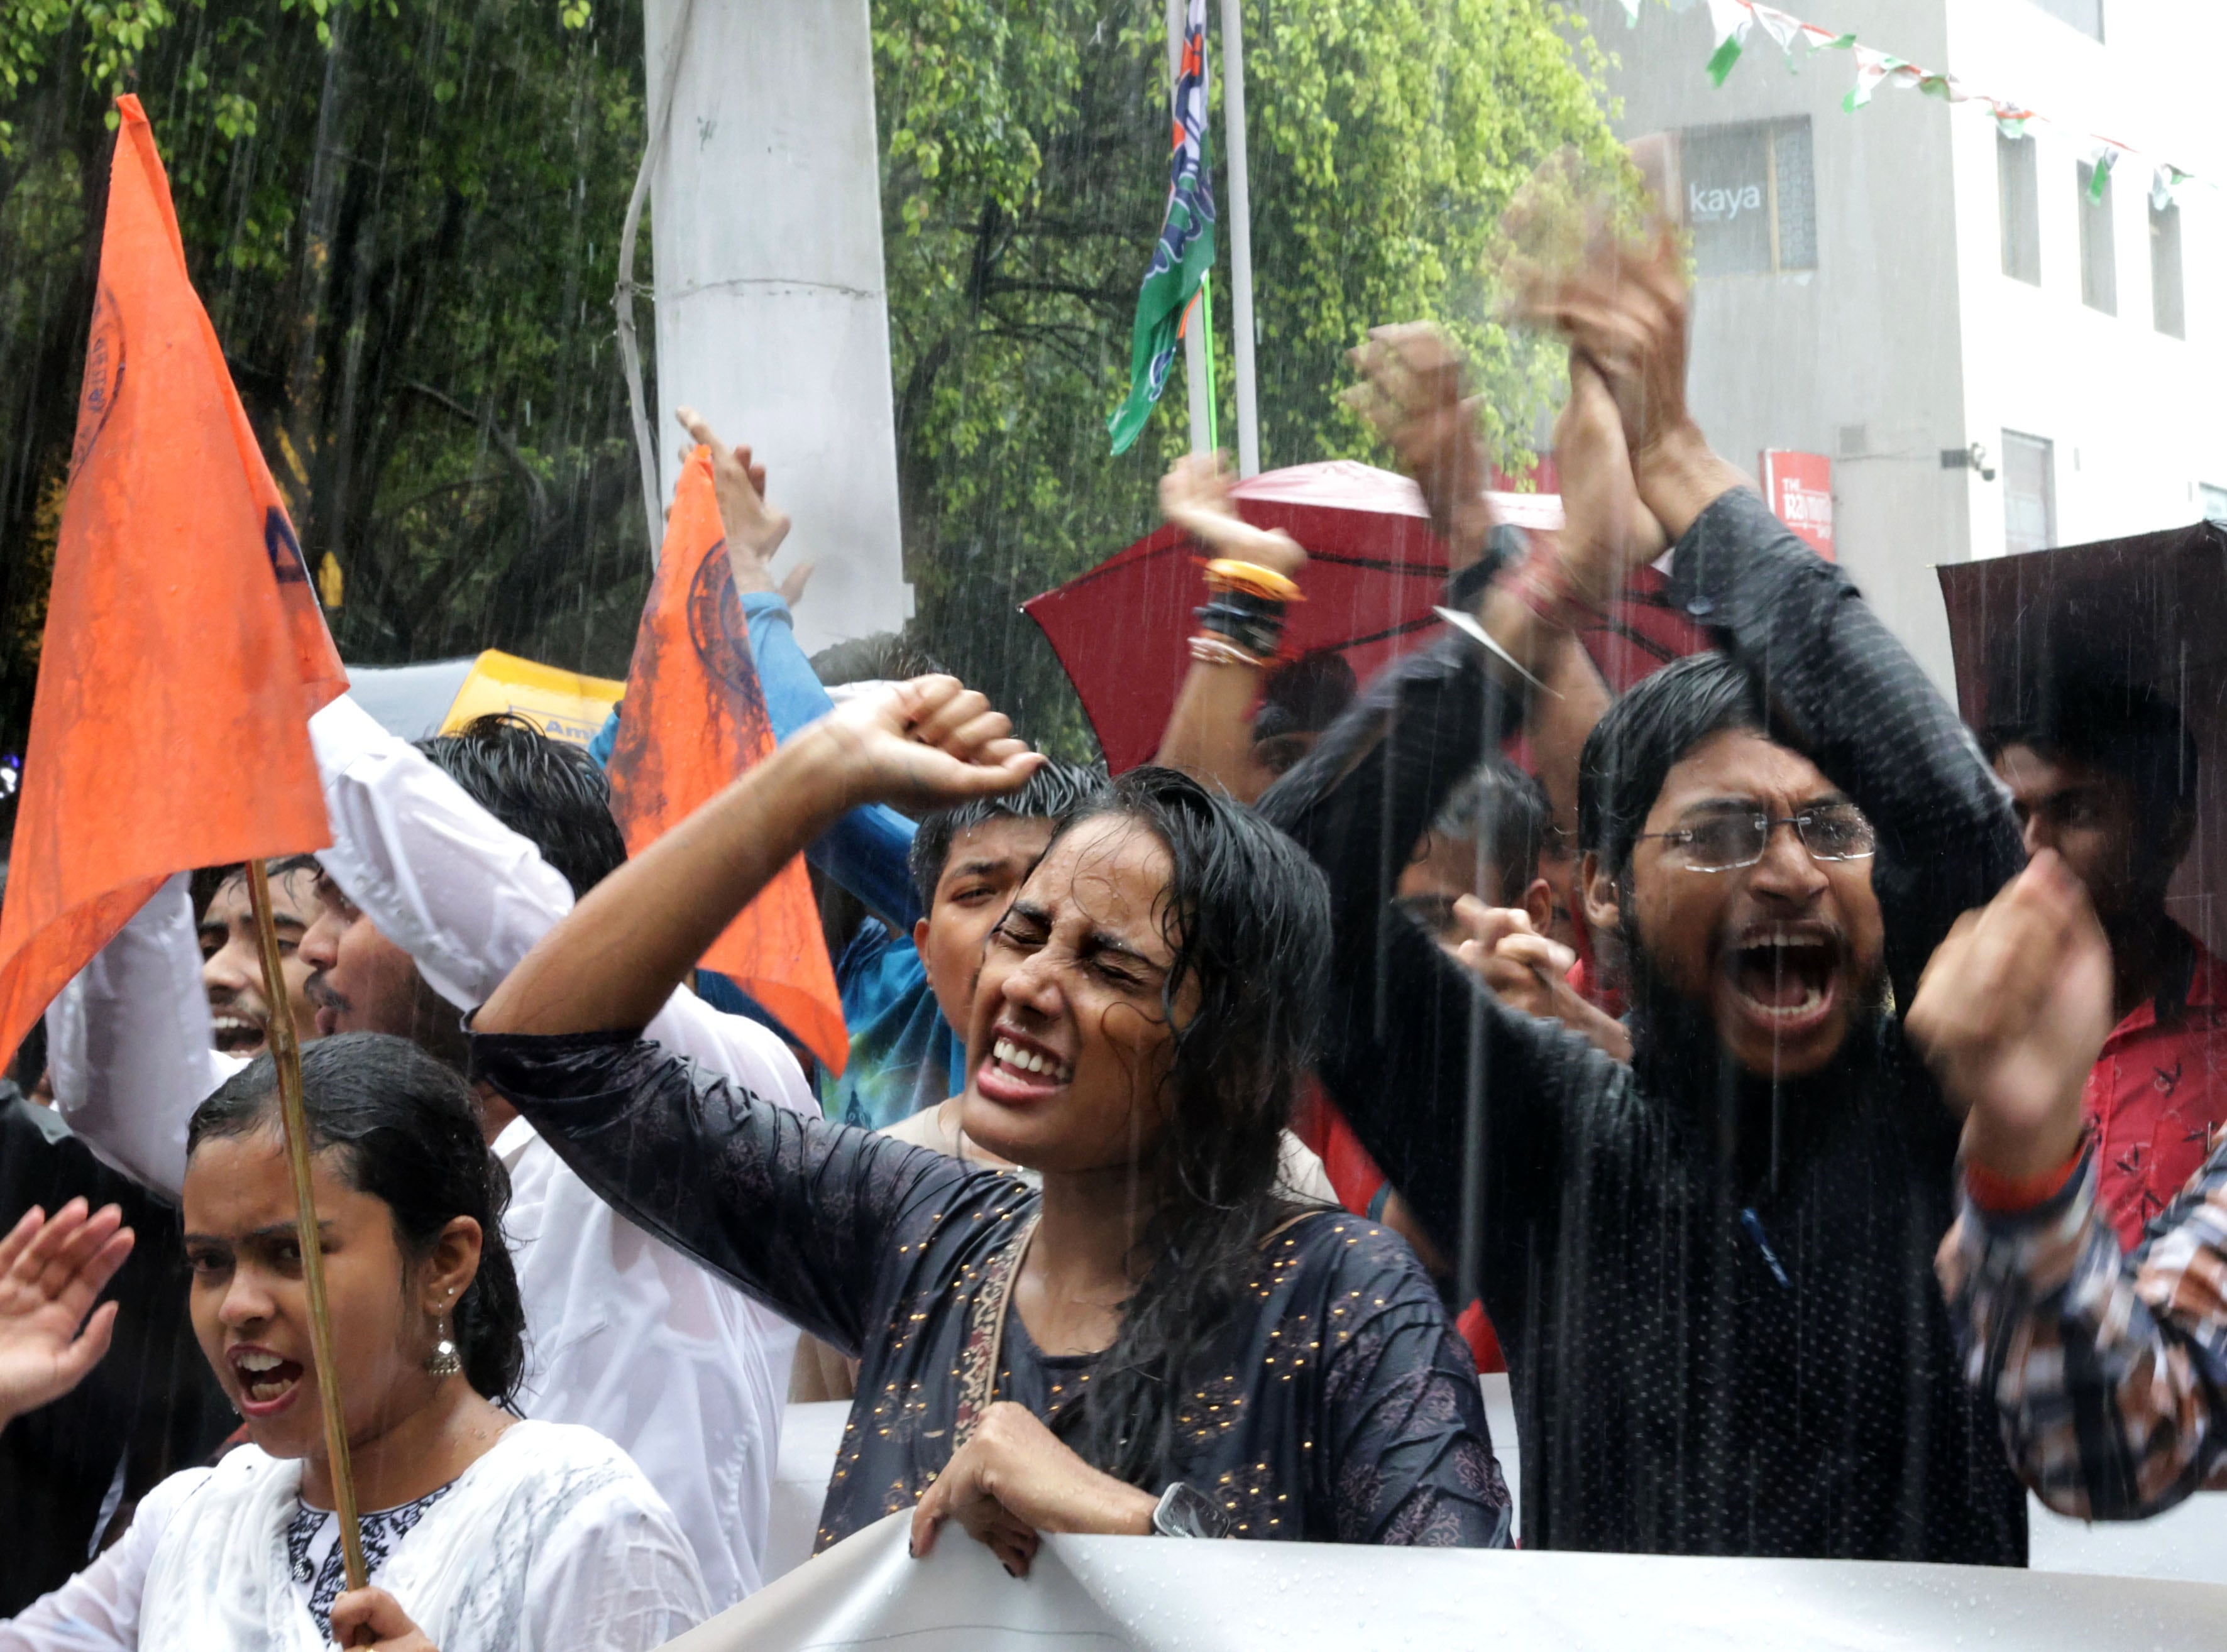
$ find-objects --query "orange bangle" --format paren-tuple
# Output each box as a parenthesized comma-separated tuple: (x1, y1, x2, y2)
(1964, 1148, 2084, 1215)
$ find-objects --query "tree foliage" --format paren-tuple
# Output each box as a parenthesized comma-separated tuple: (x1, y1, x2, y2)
(0, 0, 1618, 769)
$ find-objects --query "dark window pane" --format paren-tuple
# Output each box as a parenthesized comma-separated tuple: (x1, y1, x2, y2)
(1683, 124, 1774, 276)
(1998, 133, 2040, 285)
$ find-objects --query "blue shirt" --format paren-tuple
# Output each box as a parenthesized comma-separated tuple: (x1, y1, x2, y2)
(591, 593, 949, 1124)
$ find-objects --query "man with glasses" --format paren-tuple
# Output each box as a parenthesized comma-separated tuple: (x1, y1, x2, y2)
(1263, 230, 2028, 1564)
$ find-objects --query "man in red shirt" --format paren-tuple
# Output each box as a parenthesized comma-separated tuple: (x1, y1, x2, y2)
(1988, 679, 2223, 1249)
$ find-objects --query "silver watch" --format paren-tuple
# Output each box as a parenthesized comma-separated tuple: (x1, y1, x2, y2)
(1151, 1481, 1230, 1540)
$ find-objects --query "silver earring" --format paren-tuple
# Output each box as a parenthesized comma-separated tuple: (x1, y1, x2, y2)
(426, 1328, 463, 1378)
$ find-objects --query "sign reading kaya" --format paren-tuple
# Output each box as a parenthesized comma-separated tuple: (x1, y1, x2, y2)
(1760, 449, 1834, 561)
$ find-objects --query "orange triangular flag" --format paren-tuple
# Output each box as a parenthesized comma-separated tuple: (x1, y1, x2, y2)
(607, 448, 847, 1073)
(0, 95, 347, 1066)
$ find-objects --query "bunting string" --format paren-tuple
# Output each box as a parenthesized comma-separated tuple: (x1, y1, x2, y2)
(1622, 0, 2199, 209)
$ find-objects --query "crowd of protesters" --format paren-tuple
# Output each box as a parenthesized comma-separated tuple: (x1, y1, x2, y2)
(1, 204, 2224, 1652)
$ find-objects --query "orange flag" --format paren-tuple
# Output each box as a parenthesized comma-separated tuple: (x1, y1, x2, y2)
(607, 447, 847, 1073)
(0, 95, 347, 1066)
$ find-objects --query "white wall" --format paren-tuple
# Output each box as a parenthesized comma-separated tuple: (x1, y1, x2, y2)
(1578, 0, 1971, 689)
(1946, 0, 2227, 558)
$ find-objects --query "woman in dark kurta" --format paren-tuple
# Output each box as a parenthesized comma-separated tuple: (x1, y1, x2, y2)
(474, 675, 1508, 1568)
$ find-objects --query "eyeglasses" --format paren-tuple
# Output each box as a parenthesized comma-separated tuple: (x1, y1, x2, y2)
(1634, 803, 1877, 873)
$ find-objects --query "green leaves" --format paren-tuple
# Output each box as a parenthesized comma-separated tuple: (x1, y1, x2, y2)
(874, 0, 1616, 750)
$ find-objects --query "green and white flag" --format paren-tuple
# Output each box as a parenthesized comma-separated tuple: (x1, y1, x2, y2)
(1107, 0, 1217, 457)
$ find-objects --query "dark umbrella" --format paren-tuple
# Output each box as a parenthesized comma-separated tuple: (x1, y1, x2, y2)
(1937, 518, 2227, 953)
(1023, 460, 1710, 772)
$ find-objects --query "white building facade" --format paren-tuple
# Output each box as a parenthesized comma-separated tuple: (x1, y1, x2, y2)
(1575, 0, 2227, 687)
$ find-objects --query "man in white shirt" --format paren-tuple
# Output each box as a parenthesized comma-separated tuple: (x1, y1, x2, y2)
(47, 697, 815, 1611)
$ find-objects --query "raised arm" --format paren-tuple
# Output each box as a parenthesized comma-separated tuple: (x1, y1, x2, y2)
(478, 677, 1037, 1039)
(472, 678, 1038, 1341)
(1534, 232, 2023, 1002)
(1150, 452, 1308, 804)
(46, 875, 239, 1197)
(678, 407, 921, 929)
(1913, 853, 2227, 1516)
(472, 1024, 975, 1355)
(1260, 362, 1649, 1283)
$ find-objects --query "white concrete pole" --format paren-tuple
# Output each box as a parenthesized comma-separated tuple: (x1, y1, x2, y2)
(1220, 0, 1260, 476)
(1168, 0, 1212, 455)
(641, 0, 911, 653)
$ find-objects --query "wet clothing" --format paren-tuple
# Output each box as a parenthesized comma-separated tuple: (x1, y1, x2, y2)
(475, 1026, 1514, 1552)
(592, 593, 953, 1126)
(2083, 927, 2227, 1249)
(823, 920, 967, 1131)
(0, 1091, 233, 1616)
(1938, 1139, 2227, 1519)
(0, 1421, 704, 1652)
(1262, 488, 2029, 1565)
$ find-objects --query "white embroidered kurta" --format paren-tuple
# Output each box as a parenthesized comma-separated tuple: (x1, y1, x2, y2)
(0, 1421, 707, 1651)
(47, 692, 815, 1608)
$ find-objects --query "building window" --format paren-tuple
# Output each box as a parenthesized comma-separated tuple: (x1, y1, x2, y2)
(2026, 0, 2103, 41)
(1998, 133, 2040, 285)
(1680, 118, 1817, 278)
(2078, 163, 2116, 315)
(2003, 430, 2056, 555)
(2201, 483, 2227, 524)
(2152, 200, 2185, 339)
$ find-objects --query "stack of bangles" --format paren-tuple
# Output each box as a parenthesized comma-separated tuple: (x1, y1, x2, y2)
(1190, 556, 1302, 667)
(1495, 543, 1608, 633)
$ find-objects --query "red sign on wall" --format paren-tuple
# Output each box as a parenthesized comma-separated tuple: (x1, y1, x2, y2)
(1760, 450, 1834, 561)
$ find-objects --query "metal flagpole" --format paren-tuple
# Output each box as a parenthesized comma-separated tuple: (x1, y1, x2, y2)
(1219, 0, 1260, 476)
(1168, 0, 1211, 454)
(246, 860, 368, 1600)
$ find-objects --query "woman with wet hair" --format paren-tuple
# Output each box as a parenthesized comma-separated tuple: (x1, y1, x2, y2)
(0, 1033, 707, 1651)
(475, 677, 1509, 1570)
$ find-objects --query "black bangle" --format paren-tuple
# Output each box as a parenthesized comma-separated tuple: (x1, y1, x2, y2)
(1194, 600, 1284, 660)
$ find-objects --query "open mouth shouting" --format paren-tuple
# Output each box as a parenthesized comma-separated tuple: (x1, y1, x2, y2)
(210, 1010, 267, 1056)
(1721, 922, 1844, 1039)
(976, 1024, 1074, 1104)
(229, 1344, 307, 1418)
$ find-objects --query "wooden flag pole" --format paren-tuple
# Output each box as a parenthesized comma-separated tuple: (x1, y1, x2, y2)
(245, 858, 368, 1595)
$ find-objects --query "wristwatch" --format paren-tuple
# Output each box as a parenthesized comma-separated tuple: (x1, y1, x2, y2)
(1151, 1481, 1231, 1540)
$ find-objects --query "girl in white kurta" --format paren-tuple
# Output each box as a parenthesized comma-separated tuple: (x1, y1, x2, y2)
(0, 1035, 707, 1652)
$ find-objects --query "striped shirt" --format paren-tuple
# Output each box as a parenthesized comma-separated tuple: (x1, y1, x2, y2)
(1937, 1134, 2227, 1518)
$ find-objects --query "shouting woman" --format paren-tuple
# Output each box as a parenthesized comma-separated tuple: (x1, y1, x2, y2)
(0, 1034, 707, 1651)
(473, 677, 1510, 1570)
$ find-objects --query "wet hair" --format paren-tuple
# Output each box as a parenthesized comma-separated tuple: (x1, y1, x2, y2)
(1432, 760, 1553, 906)
(415, 714, 627, 899)
(1982, 676, 2198, 835)
(1578, 651, 1770, 876)
(195, 853, 321, 922)
(1042, 767, 1333, 1487)
(807, 632, 949, 689)
(1251, 649, 1357, 744)
(187, 1033, 527, 1406)
(906, 760, 1108, 914)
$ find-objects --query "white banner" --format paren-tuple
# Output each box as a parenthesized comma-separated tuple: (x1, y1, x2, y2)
(670, 1507, 2227, 1652)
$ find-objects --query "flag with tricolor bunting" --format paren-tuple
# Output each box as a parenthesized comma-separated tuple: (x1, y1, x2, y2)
(1106, 0, 1216, 456)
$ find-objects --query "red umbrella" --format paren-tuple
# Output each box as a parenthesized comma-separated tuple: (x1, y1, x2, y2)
(1023, 460, 1710, 772)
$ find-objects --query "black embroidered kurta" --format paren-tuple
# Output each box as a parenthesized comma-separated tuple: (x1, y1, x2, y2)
(1262, 489, 2030, 1565)
(473, 1028, 1512, 1551)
